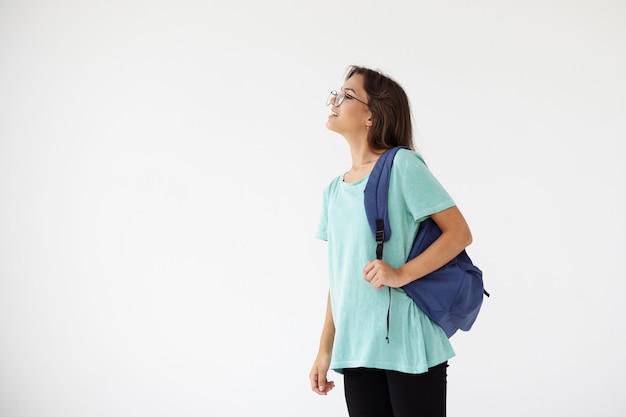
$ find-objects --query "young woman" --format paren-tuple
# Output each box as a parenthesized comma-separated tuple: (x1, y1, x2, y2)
(309, 65, 473, 417)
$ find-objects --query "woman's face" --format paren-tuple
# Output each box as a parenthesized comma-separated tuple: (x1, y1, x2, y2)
(326, 74, 372, 137)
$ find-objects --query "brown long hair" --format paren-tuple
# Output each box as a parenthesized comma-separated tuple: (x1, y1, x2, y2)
(345, 65, 414, 151)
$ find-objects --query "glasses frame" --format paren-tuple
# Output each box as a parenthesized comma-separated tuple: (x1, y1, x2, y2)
(326, 90, 369, 107)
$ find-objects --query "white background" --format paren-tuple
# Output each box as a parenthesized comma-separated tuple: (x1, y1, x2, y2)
(1, 0, 625, 416)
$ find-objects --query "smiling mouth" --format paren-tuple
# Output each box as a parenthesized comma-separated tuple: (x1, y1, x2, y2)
(331, 111, 338, 116)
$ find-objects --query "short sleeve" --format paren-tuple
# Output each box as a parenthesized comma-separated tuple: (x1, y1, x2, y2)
(316, 194, 328, 241)
(390, 149, 455, 222)
(315, 179, 335, 241)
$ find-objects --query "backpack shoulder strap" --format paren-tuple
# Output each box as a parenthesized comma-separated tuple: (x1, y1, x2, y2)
(364, 146, 408, 260)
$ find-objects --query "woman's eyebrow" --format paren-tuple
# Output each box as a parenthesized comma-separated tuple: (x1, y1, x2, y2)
(342, 87, 357, 93)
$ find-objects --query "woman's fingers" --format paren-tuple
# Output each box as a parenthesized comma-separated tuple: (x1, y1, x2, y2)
(310, 366, 335, 395)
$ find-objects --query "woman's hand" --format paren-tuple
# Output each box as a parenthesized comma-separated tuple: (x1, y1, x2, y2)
(309, 353, 335, 395)
(364, 207, 473, 290)
(363, 259, 409, 289)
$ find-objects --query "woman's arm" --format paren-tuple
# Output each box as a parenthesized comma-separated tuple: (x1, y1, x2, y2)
(309, 290, 336, 395)
(363, 205, 472, 289)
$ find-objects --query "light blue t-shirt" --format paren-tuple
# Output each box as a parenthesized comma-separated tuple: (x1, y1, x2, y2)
(317, 148, 456, 375)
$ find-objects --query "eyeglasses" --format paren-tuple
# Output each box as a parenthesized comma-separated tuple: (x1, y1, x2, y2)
(326, 90, 369, 107)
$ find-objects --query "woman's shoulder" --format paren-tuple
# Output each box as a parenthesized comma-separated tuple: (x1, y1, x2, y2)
(392, 147, 428, 169)
(321, 175, 343, 194)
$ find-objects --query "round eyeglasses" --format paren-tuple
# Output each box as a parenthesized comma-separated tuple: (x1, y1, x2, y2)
(326, 90, 369, 107)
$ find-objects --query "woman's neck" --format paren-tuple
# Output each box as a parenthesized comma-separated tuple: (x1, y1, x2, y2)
(343, 142, 380, 183)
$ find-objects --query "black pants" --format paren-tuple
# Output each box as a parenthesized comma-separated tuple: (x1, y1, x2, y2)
(343, 362, 447, 417)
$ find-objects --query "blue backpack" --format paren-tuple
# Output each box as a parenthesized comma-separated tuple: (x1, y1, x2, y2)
(364, 146, 489, 338)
